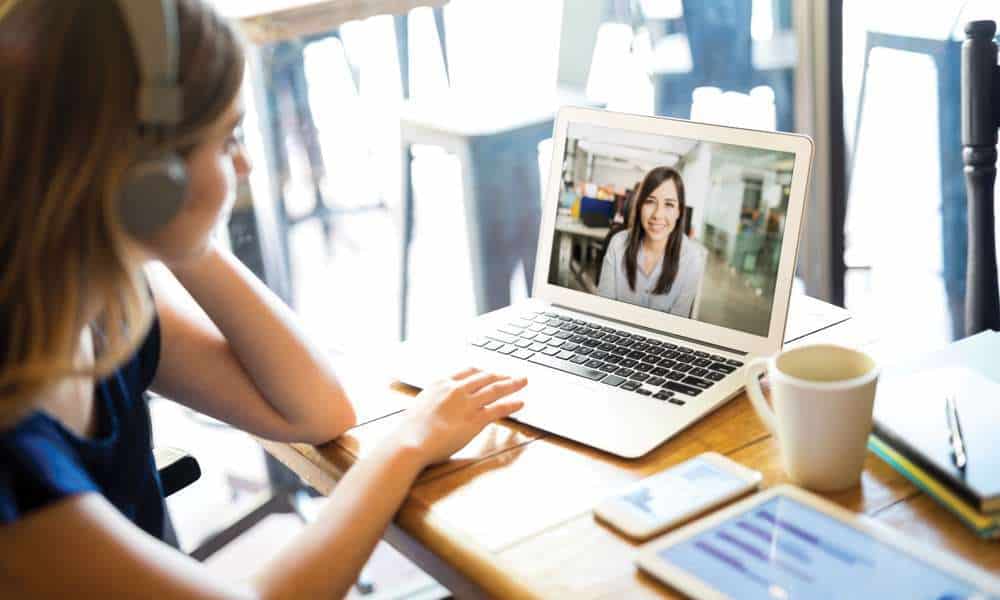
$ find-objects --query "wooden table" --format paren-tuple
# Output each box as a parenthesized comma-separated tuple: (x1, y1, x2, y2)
(259, 298, 1000, 598)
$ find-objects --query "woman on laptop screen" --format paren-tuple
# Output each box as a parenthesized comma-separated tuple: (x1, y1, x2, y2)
(598, 166, 708, 318)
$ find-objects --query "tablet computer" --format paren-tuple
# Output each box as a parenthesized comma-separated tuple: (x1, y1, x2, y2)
(636, 485, 999, 600)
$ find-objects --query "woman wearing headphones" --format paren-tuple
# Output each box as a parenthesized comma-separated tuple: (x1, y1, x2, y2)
(0, 1, 526, 597)
(597, 166, 708, 318)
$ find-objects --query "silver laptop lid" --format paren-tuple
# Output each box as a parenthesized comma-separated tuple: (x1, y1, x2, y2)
(533, 107, 813, 357)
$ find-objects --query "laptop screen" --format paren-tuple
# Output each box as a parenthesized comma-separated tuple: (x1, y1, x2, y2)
(546, 121, 797, 338)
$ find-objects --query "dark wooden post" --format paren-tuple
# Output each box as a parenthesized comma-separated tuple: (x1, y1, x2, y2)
(962, 20, 1000, 335)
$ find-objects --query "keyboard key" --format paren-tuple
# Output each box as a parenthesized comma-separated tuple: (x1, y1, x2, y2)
(634, 362, 654, 373)
(563, 342, 578, 351)
(487, 332, 517, 345)
(663, 343, 678, 349)
(585, 359, 604, 369)
(549, 339, 565, 348)
(663, 351, 680, 359)
(592, 331, 607, 339)
(530, 324, 545, 332)
(651, 367, 668, 376)
(519, 331, 537, 340)
(706, 371, 724, 381)
(618, 339, 636, 349)
(592, 351, 609, 360)
(710, 354, 726, 362)
(555, 332, 573, 340)
(515, 339, 532, 348)
(658, 359, 677, 369)
(597, 362, 617, 373)
(653, 390, 673, 401)
(528, 353, 606, 380)
(690, 367, 709, 377)
(674, 364, 693, 373)
(630, 372, 650, 382)
(529, 342, 546, 352)
(544, 312, 558, 317)
(693, 358, 712, 367)
(674, 354, 694, 364)
(615, 368, 635, 378)
(485, 341, 503, 351)
(470, 337, 489, 347)
(620, 359, 637, 368)
(601, 374, 626, 387)
(604, 355, 623, 365)
(683, 376, 712, 389)
(571, 355, 590, 364)
(665, 370, 685, 381)
(576, 347, 594, 356)
(572, 318, 586, 325)
(635, 388, 653, 396)
(627, 350, 646, 360)
(669, 398, 686, 405)
(694, 351, 709, 358)
(647, 339, 662, 346)
(569, 336, 587, 344)
(512, 349, 534, 360)
(620, 380, 640, 391)
(647, 376, 666, 387)
(647, 346, 666, 356)
(498, 345, 517, 355)
(541, 347, 559, 356)
(543, 327, 559, 335)
(535, 335, 551, 343)
(709, 363, 736, 374)
(666, 381, 702, 396)
(725, 359, 744, 367)
(633, 335, 647, 342)
(557, 350, 575, 360)
(598, 343, 617, 352)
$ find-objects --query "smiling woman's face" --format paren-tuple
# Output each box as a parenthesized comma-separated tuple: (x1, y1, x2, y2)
(639, 178, 681, 244)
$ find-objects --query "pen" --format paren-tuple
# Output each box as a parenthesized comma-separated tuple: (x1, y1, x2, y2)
(945, 396, 967, 471)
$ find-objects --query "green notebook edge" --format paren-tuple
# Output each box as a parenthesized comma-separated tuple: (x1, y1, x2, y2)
(868, 435, 998, 540)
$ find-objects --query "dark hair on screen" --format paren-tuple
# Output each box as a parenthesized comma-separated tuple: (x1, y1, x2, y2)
(623, 166, 686, 294)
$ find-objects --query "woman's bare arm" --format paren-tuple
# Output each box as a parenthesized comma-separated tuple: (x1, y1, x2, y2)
(148, 244, 355, 444)
(0, 370, 526, 599)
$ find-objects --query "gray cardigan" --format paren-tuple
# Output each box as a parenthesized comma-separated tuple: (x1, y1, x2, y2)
(597, 230, 708, 318)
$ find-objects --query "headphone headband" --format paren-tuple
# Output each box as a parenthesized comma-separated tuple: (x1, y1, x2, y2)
(115, 0, 181, 127)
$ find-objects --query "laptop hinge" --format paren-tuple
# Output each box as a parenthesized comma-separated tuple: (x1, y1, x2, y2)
(550, 303, 748, 356)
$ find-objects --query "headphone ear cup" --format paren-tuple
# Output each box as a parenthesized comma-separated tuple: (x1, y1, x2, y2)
(119, 153, 189, 238)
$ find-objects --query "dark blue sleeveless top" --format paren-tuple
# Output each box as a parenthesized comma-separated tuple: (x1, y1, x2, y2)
(0, 318, 165, 538)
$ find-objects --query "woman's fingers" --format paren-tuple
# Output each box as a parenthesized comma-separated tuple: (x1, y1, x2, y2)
(449, 367, 480, 381)
(470, 376, 528, 407)
(477, 398, 526, 426)
(457, 371, 507, 395)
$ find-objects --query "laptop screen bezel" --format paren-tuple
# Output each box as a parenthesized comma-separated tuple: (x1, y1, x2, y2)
(532, 106, 814, 357)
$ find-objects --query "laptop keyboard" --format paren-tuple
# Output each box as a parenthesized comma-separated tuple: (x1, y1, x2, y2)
(471, 310, 744, 404)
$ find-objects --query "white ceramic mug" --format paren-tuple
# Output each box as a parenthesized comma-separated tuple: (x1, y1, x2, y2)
(745, 344, 879, 492)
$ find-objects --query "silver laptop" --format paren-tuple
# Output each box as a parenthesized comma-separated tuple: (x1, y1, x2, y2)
(397, 106, 813, 458)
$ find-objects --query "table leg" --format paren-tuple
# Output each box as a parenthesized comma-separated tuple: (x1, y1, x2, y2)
(400, 142, 414, 339)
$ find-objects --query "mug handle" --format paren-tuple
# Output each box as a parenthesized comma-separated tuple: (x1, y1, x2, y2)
(745, 357, 777, 435)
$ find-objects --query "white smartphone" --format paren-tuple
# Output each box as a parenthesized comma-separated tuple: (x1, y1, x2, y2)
(594, 452, 762, 541)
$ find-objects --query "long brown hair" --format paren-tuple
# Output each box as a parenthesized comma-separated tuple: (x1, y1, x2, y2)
(0, 0, 244, 423)
(623, 166, 687, 294)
